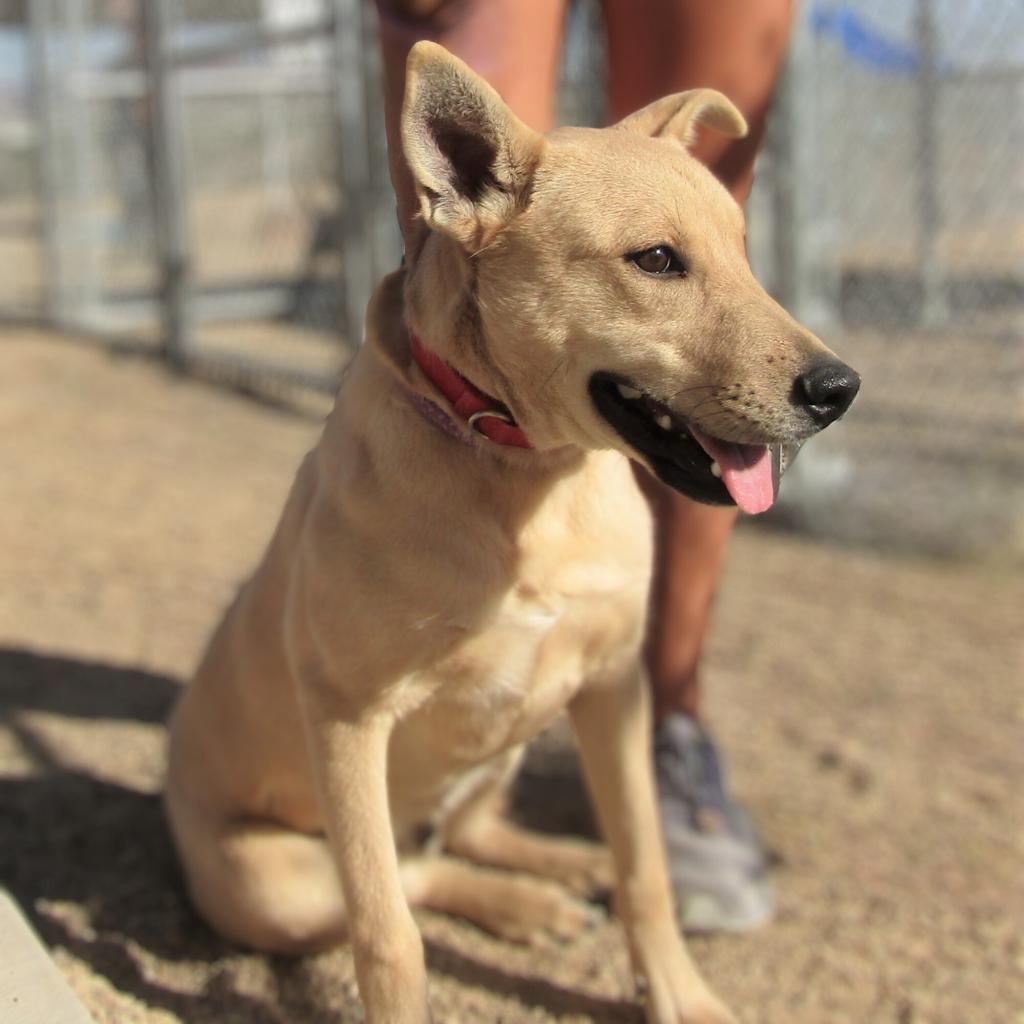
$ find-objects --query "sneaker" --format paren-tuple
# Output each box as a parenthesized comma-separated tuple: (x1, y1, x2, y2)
(654, 713, 774, 933)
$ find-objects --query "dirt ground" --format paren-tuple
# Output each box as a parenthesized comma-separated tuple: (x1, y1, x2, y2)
(1, 329, 1021, 1024)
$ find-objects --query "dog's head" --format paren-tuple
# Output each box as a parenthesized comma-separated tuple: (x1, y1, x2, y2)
(401, 42, 859, 513)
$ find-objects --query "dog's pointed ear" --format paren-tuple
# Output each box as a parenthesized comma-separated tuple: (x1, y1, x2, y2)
(401, 41, 545, 250)
(615, 88, 748, 148)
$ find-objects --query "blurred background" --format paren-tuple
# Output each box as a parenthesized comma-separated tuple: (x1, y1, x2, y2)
(0, 3, 1021, 1023)
(1, 0, 1021, 555)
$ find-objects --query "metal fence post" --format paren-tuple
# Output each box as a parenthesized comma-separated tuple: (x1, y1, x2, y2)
(361, 4, 402, 286)
(766, 22, 838, 332)
(67, 0, 101, 324)
(329, 0, 376, 348)
(768, 55, 799, 316)
(915, 0, 946, 326)
(27, 0, 66, 325)
(142, 0, 192, 368)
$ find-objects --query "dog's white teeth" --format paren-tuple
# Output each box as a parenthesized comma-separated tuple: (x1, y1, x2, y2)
(710, 461, 722, 478)
(656, 413, 673, 431)
(617, 383, 642, 400)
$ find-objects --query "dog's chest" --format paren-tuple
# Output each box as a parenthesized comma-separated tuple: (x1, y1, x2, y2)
(384, 450, 653, 823)
(444, 485, 649, 723)
(389, 551, 649, 825)
(435, 584, 619, 746)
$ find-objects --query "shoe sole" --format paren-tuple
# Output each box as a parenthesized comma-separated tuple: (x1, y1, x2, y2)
(676, 877, 775, 934)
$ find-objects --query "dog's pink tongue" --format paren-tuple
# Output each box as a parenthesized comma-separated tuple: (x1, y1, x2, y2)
(688, 427, 775, 515)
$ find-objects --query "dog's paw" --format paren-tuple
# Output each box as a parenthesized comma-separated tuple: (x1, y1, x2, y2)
(541, 842, 615, 899)
(482, 876, 602, 946)
(632, 937, 737, 1024)
(638, 978, 737, 1024)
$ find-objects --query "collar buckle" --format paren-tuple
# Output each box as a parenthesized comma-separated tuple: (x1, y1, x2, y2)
(408, 330, 533, 450)
(467, 409, 513, 438)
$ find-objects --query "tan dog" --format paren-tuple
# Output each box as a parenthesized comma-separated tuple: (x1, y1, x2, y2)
(165, 42, 859, 1024)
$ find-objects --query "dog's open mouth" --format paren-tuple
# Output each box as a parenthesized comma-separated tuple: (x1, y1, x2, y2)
(589, 372, 800, 514)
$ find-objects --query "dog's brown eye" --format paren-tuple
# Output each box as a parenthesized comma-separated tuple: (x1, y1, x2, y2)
(629, 246, 686, 277)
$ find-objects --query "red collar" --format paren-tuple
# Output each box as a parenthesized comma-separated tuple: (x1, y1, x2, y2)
(408, 332, 533, 449)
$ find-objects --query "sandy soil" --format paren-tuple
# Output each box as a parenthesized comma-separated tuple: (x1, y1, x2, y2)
(1, 329, 1021, 1024)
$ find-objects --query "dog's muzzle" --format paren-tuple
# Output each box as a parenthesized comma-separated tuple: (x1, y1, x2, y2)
(588, 372, 805, 513)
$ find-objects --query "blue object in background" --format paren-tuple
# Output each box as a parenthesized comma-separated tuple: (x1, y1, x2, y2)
(809, 3, 922, 76)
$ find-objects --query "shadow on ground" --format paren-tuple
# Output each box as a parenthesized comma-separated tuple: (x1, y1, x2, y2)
(0, 647, 638, 1023)
(0, 648, 267, 1019)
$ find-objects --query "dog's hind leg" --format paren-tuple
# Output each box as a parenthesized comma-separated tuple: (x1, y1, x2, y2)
(402, 855, 598, 945)
(167, 796, 347, 954)
(171, 796, 594, 953)
(440, 750, 613, 899)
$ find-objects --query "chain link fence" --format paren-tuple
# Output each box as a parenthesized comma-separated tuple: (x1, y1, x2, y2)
(13, 0, 388, 392)
(755, 0, 1023, 556)
(0, 0, 1021, 557)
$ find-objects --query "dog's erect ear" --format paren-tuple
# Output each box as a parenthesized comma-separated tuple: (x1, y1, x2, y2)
(615, 88, 748, 148)
(401, 41, 544, 250)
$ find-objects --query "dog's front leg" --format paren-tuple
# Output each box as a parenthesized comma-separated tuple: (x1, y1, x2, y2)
(570, 670, 736, 1024)
(301, 705, 429, 1024)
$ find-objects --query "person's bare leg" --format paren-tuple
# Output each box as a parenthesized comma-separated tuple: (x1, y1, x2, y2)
(633, 472, 738, 723)
(375, 0, 566, 250)
(604, 0, 793, 723)
(379, 0, 790, 718)
(605, 0, 794, 932)
(375, 0, 793, 933)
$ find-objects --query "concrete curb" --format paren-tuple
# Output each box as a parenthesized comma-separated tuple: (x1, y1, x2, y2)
(0, 889, 97, 1024)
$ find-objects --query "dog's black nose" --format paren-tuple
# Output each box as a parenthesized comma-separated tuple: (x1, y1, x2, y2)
(796, 360, 860, 426)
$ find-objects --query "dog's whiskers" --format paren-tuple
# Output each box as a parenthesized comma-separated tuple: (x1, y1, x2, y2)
(694, 408, 739, 425)
(540, 356, 569, 391)
(688, 394, 725, 418)
(667, 383, 716, 400)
